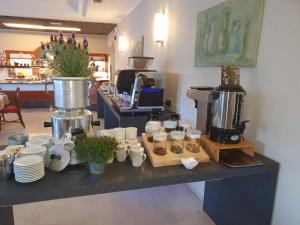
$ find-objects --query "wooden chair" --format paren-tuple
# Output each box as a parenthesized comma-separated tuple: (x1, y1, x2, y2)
(0, 87, 25, 128)
(0, 87, 4, 130)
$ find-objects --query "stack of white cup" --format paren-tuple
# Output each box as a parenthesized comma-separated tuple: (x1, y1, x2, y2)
(97, 127, 147, 167)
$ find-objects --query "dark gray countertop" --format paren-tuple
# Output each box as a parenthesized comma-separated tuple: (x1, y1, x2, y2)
(0, 153, 278, 207)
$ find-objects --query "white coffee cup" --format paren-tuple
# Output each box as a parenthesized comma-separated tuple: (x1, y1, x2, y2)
(129, 142, 141, 151)
(97, 129, 113, 138)
(117, 149, 129, 162)
(125, 127, 138, 141)
(131, 152, 147, 167)
(116, 143, 129, 162)
(126, 139, 139, 145)
(129, 142, 144, 159)
(107, 151, 117, 164)
(112, 128, 126, 143)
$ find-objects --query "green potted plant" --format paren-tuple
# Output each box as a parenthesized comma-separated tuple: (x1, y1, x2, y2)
(74, 136, 119, 175)
(42, 33, 94, 109)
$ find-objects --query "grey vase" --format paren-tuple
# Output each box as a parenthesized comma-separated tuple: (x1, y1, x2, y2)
(89, 162, 104, 175)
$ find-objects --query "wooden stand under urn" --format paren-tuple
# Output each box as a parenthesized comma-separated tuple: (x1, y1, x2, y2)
(200, 135, 255, 162)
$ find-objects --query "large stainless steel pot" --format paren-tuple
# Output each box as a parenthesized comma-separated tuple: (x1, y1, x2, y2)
(211, 89, 245, 130)
(209, 87, 248, 144)
(46, 77, 89, 110)
(50, 109, 92, 140)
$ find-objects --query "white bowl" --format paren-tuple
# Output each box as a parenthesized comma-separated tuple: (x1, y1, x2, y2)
(181, 157, 199, 170)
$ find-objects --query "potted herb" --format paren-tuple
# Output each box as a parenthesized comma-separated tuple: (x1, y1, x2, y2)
(42, 33, 94, 109)
(74, 136, 118, 175)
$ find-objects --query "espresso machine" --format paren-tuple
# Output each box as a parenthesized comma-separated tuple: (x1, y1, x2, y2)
(187, 67, 248, 144)
(113, 70, 165, 112)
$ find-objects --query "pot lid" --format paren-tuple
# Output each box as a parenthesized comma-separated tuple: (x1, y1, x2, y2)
(215, 85, 246, 93)
(153, 132, 167, 142)
(187, 130, 201, 139)
(47, 144, 70, 172)
(52, 77, 89, 80)
(163, 120, 177, 129)
(170, 131, 185, 141)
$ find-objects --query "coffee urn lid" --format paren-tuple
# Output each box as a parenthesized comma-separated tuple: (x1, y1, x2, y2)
(215, 85, 246, 93)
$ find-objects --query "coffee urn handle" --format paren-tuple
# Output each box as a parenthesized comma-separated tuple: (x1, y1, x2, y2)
(44, 122, 52, 128)
(212, 91, 220, 100)
(239, 120, 250, 134)
(91, 121, 101, 127)
(45, 81, 53, 93)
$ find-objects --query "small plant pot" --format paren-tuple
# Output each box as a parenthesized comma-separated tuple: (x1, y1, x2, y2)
(89, 162, 104, 175)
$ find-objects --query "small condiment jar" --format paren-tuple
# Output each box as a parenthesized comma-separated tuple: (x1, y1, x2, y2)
(168, 131, 185, 154)
(178, 120, 192, 132)
(145, 119, 162, 142)
(163, 120, 177, 133)
(153, 132, 168, 156)
(185, 130, 201, 153)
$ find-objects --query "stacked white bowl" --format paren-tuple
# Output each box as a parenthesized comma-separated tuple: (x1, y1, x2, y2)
(20, 146, 48, 165)
(13, 155, 45, 183)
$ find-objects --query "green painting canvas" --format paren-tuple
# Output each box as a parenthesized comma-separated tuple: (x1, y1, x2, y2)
(194, 0, 264, 67)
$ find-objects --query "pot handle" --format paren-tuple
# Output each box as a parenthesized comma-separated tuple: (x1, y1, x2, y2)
(212, 91, 220, 100)
(91, 121, 101, 127)
(45, 81, 53, 93)
(44, 122, 52, 128)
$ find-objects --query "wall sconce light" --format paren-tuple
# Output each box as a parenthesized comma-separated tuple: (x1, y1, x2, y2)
(118, 35, 127, 52)
(154, 12, 167, 43)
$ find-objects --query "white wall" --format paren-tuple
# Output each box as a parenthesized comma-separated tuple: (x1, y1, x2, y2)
(111, 0, 300, 225)
(0, 29, 108, 53)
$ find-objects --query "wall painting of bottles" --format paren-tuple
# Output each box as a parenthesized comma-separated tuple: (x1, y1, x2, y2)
(194, 0, 264, 67)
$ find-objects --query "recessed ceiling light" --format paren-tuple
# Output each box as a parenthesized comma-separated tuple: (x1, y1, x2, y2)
(3, 23, 81, 32)
(50, 22, 63, 26)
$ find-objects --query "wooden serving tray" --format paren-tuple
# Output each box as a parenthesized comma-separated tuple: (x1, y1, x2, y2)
(142, 133, 210, 167)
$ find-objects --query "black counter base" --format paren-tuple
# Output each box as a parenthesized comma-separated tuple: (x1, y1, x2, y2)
(204, 171, 278, 225)
(0, 206, 14, 225)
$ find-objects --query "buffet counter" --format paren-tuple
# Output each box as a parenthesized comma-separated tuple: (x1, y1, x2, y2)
(0, 144, 279, 225)
(0, 82, 53, 108)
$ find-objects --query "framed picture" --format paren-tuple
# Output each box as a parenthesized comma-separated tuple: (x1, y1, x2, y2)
(194, 0, 264, 67)
(131, 35, 144, 57)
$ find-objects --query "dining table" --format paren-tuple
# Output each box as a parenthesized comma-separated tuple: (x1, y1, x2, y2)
(0, 93, 9, 110)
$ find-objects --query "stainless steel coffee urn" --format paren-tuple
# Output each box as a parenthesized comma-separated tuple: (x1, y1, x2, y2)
(188, 86, 248, 144)
(187, 66, 248, 144)
(45, 77, 93, 164)
(209, 86, 248, 144)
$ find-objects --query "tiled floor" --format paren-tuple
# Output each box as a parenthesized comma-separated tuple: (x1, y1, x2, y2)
(0, 108, 53, 145)
(1, 108, 214, 225)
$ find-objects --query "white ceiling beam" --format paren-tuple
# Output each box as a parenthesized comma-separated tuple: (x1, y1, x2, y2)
(82, 0, 93, 17)
(68, 0, 80, 13)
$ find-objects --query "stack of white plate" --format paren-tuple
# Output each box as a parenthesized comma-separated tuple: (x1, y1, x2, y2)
(14, 155, 45, 183)
(20, 146, 48, 165)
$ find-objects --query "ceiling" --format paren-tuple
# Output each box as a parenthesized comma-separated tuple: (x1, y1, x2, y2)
(0, 16, 116, 35)
(0, 0, 142, 34)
